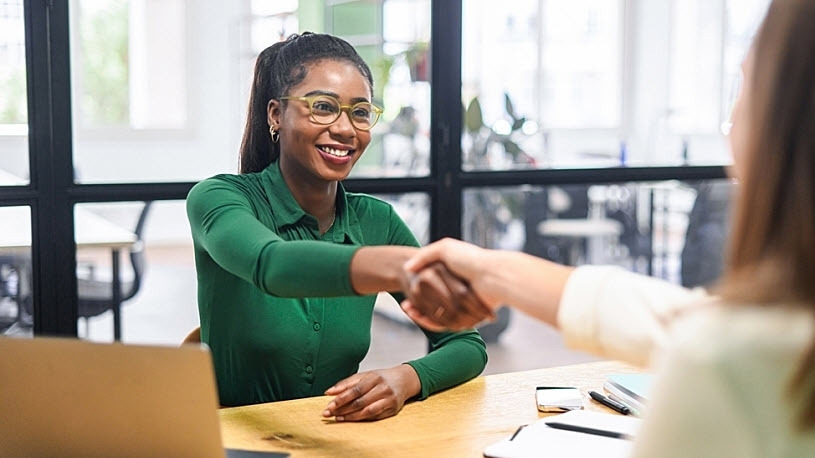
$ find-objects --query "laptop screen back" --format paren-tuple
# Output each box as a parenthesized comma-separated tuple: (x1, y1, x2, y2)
(0, 337, 224, 458)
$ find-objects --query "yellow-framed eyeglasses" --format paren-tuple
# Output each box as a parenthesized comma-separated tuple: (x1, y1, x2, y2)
(280, 95, 383, 131)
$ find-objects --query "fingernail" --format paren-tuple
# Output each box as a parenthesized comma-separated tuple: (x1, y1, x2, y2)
(322, 410, 331, 417)
(336, 416, 344, 422)
(327, 402, 336, 410)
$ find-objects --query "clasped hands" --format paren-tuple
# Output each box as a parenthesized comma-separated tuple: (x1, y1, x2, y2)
(322, 239, 498, 422)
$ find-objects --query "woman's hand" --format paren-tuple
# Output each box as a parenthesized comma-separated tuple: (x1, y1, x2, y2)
(322, 364, 421, 421)
(401, 239, 501, 331)
(400, 261, 495, 332)
(403, 238, 575, 329)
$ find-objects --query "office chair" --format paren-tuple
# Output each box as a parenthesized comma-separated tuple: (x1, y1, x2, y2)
(76, 201, 153, 338)
(0, 257, 22, 332)
(181, 327, 201, 345)
(680, 182, 732, 288)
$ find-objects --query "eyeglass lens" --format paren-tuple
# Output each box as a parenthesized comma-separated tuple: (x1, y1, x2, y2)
(309, 96, 376, 129)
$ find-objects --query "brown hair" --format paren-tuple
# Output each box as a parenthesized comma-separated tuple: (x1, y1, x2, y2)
(718, 0, 815, 428)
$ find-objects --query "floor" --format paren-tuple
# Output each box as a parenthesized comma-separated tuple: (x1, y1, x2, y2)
(6, 245, 600, 376)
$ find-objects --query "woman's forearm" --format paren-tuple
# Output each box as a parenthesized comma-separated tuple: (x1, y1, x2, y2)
(478, 250, 574, 328)
(349, 246, 417, 295)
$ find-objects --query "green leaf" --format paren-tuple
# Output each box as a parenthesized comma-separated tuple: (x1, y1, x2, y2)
(503, 139, 522, 157)
(465, 98, 484, 133)
(504, 93, 516, 120)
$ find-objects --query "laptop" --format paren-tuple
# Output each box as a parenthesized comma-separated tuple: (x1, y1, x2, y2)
(0, 336, 285, 458)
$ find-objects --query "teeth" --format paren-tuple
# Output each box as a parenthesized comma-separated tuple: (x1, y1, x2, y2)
(319, 146, 349, 157)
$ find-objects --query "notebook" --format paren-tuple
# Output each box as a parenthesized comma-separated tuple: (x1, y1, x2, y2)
(603, 373, 653, 416)
(0, 336, 288, 458)
(483, 410, 641, 458)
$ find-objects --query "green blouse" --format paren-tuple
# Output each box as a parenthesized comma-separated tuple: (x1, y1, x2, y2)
(186, 161, 487, 406)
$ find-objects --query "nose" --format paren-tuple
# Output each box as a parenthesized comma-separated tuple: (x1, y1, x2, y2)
(328, 109, 357, 139)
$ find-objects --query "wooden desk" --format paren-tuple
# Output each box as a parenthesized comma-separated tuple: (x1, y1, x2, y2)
(220, 361, 640, 457)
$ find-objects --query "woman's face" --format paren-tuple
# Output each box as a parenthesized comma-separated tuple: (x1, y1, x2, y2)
(728, 50, 755, 180)
(269, 60, 373, 184)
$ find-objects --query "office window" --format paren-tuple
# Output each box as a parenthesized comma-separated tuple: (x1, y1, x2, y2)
(71, 0, 243, 184)
(464, 180, 733, 286)
(462, 0, 624, 171)
(332, 0, 432, 178)
(75, 201, 196, 344)
(249, 0, 299, 50)
(0, 206, 32, 336)
(721, 0, 771, 130)
(371, 193, 430, 245)
(461, 0, 772, 171)
(0, 0, 29, 180)
(70, 0, 187, 130)
(668, 0, 770, 135)
(663, 0, 771, 163)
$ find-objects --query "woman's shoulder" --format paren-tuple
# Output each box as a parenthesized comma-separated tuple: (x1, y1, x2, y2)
(188, 172, 263, 201)
(668, 303, 813, 368)
(658, 304, 815, 455)
(344, 191, 395, 215)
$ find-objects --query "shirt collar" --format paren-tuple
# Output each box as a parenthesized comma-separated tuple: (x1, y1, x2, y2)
(261, 160, 364, 245)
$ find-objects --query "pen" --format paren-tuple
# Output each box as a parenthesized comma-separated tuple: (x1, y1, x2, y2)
(589, 390, 630, 415)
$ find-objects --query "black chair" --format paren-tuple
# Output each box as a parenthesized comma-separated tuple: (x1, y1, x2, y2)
(76, 201, 152, 338)
(0, 256, 23, 332)
(680, 182, 732, 288)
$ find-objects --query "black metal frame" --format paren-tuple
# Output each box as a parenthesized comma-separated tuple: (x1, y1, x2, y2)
(6, 0, 726, 337)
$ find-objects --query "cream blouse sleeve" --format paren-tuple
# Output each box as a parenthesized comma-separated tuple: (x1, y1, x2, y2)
(556, 266, 708, 366)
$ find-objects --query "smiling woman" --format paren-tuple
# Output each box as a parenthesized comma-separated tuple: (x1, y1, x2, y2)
(185, 33, 490, 422)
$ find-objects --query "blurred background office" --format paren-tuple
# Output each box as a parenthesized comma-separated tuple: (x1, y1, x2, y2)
(0, 0, 768, 374)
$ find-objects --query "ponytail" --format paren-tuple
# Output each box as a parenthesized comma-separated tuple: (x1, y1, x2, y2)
(238, 33, 375, 174)
(239, 42, 284, 173)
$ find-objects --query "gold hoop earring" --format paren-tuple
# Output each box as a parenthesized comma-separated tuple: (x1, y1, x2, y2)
(269, 125, 280, 143)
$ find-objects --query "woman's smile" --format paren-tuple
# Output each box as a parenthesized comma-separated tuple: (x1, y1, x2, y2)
(316, 143, 355, 164)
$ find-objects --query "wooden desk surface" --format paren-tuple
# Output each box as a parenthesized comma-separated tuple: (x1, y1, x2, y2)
(220, 361, 640, 458)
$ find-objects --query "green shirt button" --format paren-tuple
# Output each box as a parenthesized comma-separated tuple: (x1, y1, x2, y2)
(313, 323, 321, 331)
(306, 365, 313, 374)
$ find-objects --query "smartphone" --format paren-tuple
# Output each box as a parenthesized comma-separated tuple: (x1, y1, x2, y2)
(535, 386, 584, 412)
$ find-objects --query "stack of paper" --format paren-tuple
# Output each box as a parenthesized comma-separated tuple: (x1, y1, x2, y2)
(603, 374, 653, 416)
(483, 410, 642, 458)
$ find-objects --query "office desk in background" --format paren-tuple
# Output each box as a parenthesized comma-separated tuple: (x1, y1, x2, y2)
(220, 361, 640, 457)
(0, 173, 137, 338)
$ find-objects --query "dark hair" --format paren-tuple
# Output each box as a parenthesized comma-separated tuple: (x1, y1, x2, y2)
(718, 0, 815, 429)
(239, 32, 374, 174)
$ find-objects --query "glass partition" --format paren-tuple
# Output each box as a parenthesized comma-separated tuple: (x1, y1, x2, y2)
(0, 0, 30, 181)
(464, 179, 734, 286)
(0, 206, 33, 336)
(75, 200, 197, 344)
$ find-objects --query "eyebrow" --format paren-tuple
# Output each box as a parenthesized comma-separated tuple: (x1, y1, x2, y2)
(302, 90, 370, 104)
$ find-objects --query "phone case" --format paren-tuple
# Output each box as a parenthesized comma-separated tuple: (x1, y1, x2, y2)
(536, 386, 584, 412)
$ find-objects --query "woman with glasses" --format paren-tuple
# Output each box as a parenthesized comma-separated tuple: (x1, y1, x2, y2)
(404, 0, 815, 454)
(185, 33, 489, 421)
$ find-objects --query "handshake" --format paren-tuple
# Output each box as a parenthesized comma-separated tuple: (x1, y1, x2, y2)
(355, 238, 570, 333)
(396, 238, 516, 332)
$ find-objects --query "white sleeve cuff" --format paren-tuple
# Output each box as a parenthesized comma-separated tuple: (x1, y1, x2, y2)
(556, 265, 705, 366)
